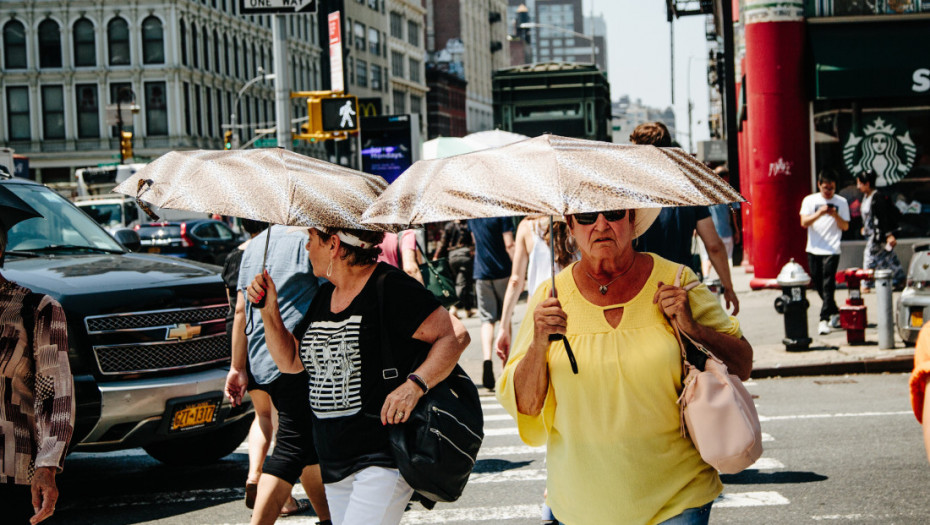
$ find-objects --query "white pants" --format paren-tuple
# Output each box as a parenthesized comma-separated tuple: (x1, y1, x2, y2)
(325, 466, 414, 525)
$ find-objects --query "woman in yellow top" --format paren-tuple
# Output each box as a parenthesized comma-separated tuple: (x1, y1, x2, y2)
(497, 208, 753, 525)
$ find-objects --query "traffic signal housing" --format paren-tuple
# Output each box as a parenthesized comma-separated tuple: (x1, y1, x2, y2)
(223, 130, 233, 150)
(119, 131, 133, 162)
(292, 91, 359, 141)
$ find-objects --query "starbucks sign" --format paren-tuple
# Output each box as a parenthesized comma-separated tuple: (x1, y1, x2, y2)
(842, 116, 916, 186)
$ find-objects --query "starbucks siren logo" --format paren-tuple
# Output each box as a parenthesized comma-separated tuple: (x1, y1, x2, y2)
(843, 116, 916, 186)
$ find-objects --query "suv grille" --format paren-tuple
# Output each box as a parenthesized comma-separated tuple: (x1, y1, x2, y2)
(86, 304, 229, 376)
(95, 335, 229, 375)
(86, 306, 228, 333)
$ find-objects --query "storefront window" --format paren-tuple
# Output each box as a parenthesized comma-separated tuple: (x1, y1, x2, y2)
(806, 0, 930, 16)
(813, 98, 930, 240)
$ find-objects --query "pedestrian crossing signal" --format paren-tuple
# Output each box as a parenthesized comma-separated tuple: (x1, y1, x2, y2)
(223, 130, 233, 150)
(320, 96, 359, 133)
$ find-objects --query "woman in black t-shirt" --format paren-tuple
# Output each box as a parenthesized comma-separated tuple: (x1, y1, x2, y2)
(246, 226, 470, 525)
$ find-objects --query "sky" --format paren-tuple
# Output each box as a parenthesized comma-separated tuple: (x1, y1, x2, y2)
(583, 0, 713, 145)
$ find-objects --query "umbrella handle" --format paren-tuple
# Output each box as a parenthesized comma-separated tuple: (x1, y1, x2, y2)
(545, 216, 577, 374)
(251, 230, 272, 309)
(135, 179, 160, 221)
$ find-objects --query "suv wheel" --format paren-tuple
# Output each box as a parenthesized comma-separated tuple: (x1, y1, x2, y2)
(143, 414, 253, 465)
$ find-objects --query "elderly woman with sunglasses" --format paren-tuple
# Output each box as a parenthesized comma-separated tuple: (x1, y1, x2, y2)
(497, 209, 752, 525)
(247, 226, 469, 525)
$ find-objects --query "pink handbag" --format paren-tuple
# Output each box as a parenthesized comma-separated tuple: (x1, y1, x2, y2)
(670, 266, 762, 474)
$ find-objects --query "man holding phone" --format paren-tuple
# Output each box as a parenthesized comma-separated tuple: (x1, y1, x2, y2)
(800, 170, 850, 335)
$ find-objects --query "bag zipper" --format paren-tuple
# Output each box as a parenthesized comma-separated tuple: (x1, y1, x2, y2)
(429, 427, 476, 465)
(432, 406, 482, 441)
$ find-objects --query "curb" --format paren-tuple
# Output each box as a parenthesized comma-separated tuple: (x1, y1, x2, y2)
(750, 354, 914, 379)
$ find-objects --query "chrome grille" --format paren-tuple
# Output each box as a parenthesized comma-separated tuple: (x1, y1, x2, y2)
(86, 305, 228, 333)
(94, 334, 229, 375)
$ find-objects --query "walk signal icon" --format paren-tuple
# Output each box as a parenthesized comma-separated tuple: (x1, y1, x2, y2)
(320, 96, 359, 133)
(223, 130, 233, 150)
(119, 131, 133, 161)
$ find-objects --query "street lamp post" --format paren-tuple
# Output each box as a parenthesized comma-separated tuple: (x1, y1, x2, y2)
(519, 22, 596, 65)
(228, 68, 275, 149)
(686, 56, 707, 155)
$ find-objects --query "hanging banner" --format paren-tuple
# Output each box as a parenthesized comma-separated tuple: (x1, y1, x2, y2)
(328, 12, 344, 94)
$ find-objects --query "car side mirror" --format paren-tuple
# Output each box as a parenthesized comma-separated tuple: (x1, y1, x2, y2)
(112, 229, 142, 252)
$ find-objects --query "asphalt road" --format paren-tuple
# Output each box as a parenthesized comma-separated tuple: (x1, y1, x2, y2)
(50, 372, 928, 524)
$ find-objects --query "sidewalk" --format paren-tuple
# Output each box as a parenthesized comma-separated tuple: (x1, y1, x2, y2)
(458, 266, 916, 382)
(728, 265, 914, 378)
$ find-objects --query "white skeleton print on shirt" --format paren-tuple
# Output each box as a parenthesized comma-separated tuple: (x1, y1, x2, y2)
(300, 315, 363, 418)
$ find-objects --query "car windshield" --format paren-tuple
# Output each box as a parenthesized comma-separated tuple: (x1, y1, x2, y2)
(79, 202, 124, 228)
(5, 184, 125, 254)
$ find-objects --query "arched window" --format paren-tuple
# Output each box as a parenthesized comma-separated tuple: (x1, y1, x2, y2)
(38, 19, 62, 68)
(213, 30, 221, 75)
(72, 18, 96, 67)
(107, 17, 130, 65)
(142, 16, 164, 64)
(232, 36, 239, 78)
(202, 26, 209, 71)
(2, 20, 27, 69)
(191, 25, 199, 68)
(179, 20, 188, 66)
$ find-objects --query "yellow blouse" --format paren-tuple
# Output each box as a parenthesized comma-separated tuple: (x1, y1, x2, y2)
(496, 255, 743, 525)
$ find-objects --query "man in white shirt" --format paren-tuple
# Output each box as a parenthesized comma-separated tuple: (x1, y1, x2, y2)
(800, 170, 850, 335)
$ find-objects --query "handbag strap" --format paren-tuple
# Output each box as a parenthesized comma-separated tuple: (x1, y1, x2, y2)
(375, 271, 405, 390)
(669, 265, 712, 370)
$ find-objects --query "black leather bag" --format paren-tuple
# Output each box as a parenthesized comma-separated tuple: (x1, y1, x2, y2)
(376, 274, 483, 505)
(419, 256, 459, 309)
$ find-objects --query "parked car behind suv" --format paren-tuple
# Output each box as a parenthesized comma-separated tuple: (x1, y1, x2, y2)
(897, 244, 930, 346)
(1, 176, 253, 464)
(136, 220, 242, 266)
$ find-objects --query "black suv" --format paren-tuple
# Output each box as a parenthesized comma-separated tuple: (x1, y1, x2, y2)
(3, 177, 253, 464)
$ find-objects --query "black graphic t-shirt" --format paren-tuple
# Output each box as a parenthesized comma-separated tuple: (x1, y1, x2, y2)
(292, 263, 441, 483)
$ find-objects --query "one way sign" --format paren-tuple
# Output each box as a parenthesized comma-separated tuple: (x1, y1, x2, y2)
(240, 0, 317, 15)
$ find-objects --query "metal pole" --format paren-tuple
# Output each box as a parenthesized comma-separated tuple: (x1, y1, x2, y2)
(273, 15, 291, 151)
(670, 20, 675, 105)
(720, 0, 740, 190)
(117, 95, 124, 164)
(875, 269, 895, 349)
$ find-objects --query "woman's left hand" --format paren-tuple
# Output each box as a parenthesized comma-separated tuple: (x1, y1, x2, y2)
(381, 380, 424, 425)
(654, 281, 696, 332)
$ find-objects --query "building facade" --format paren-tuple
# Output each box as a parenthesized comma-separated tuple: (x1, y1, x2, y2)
(383, 0, 429, 137)
(0, 0, 329, 183)
(430, 0, 510, 133)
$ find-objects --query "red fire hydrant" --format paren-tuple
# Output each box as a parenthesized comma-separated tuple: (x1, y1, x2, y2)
(835, 268, 872, 344)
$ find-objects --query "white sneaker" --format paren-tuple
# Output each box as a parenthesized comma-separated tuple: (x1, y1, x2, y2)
(818, 320, 831, 335)
(830, 314, 841, 329)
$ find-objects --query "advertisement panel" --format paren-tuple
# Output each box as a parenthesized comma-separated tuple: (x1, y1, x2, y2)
(360, 114, 420, 183)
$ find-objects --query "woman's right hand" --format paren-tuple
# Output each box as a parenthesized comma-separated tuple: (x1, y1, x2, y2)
(495, 326, 511, 362)
(246, 270, 277, 309)
(532, 297, 567, 349)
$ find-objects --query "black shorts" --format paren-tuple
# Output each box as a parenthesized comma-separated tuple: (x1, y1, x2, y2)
(261, 371, 319, 484)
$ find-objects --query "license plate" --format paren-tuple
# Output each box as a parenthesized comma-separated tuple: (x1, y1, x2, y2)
(148, 247, 161, 254)
(912, 310, 924, 328)
(170, 399, 220, 432)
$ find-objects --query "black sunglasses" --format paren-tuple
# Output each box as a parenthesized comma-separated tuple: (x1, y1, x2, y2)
(573, 210, 627, 226)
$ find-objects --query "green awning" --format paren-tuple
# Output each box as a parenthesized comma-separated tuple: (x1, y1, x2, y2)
(809, 20, 929, 100)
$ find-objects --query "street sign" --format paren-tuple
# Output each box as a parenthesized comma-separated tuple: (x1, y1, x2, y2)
(239, 0, 316, 15)
(328, 12, 344, 93)
(254, 138, 278, 148)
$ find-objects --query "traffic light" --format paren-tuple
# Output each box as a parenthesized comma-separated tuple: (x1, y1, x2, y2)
(223, 130, 233, 150)
(119, 131, 133, 162)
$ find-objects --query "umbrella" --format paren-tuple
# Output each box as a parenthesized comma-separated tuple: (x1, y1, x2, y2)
(114, 148, 391, 231)
(462, 129, 529, 150)
(0, 185, 42, 231)
(362, 134, 745, 374)
(363, 134, 743, 226)
(421, 137, 477, 160)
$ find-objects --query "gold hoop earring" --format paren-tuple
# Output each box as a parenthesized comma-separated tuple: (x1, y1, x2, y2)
(326, 260, 333, 278)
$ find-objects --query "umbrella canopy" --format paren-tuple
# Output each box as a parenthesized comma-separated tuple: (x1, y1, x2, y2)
(0, 184, 42, 231)
(363, 134, 744, 227)
(421, 137, 477, 160)
(462, 129, 529, 150)
(114, 149, 391, 231)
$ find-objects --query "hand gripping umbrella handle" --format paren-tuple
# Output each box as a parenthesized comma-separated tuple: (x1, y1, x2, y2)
(251, 231, 272, 309)
(546, 215, 578, 374)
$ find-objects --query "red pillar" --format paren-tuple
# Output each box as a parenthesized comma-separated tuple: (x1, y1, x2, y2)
(744, 1, 810, 287)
